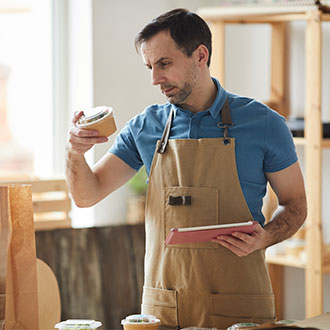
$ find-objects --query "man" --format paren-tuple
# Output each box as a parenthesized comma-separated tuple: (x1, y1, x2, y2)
(66, 8, 307, 329)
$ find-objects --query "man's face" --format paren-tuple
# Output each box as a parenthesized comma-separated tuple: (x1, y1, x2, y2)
(141, 31, 199, 105)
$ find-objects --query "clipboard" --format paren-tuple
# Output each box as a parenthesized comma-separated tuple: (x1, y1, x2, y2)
(165, 221, 259, 245)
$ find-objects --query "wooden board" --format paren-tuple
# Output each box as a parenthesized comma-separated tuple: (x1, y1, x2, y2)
(37, 258, 61, 329)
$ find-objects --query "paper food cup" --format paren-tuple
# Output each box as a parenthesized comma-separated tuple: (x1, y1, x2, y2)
(55, 319, 102, 330)
(77, 106, 116, 137)
(121, 314, 160, 330)
(227, 323, 259, 330)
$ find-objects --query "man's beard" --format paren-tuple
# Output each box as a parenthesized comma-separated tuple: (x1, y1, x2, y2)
(166, 82, 192, 104)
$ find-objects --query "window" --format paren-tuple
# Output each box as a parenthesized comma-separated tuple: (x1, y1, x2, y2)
(0, 1, 53, 177)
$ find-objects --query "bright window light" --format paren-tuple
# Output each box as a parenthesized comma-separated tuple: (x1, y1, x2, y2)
(0, 1, 53, 178)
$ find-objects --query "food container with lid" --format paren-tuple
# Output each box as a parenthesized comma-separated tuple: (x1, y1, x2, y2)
(121, 314, 160, 330)
(77, 106, 116, 137)
(276, 319, 297, 325)
(227, 323, 259, 330)
(54, 319, 102, 330)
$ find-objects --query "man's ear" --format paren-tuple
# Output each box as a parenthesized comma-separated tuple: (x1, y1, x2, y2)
(195, 44, 209, 67)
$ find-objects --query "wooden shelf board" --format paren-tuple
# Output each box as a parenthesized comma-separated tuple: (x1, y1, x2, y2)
(199, 7, 330, 23)
(34, 218, 71, 231)
(322, 138, 330, 148)
(294, 137, 307, 146)
(266, 254, 306, 268)
(0, 8, 31, 14)
(266, 254, 330, 274)
(293, 137, 330, 148)
(323, 264, 330, 274)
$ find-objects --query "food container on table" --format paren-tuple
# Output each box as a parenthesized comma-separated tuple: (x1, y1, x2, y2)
(276, 319, 297, 325)
(55, 319, 102, 330)
(227, 323, 259, 330)
(77, 106, 116, 137)
(121, 314, 160, 330)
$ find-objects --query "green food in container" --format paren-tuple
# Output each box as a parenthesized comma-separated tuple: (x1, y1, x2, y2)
(55, 319, 102, 330)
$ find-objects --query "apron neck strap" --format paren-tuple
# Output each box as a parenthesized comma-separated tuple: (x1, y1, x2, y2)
(157, 107, 175, 154)
(157, 98, 232, 154)
(217, 98, 233, 139)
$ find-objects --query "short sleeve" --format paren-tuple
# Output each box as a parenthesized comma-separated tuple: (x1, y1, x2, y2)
(263, 110, 298, 173)
(109, 122, 143, 172)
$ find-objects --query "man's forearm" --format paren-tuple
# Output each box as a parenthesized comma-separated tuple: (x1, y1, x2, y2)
(263, 195, 307, 248)
(65, 149, 101, 207)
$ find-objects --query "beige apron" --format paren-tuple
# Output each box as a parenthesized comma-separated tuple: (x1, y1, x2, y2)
(141, 100, 276, 329)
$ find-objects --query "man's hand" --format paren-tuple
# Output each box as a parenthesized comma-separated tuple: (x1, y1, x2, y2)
(212, 224, 269, 257)
(212, 162, 307, 257)
(67, 111, 108, 155)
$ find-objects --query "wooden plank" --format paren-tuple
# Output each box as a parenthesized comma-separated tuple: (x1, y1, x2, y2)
(321, 13, 330, 21)
(199, 8, 311, 24)
(322, 139, 330, 147)
(262, 184, 278, 224)
(266, 254, 306, 269)
(304, 10, 323, 318)
(33, 199, 71, 213)
(30, 180, 68, 194)
(34, 219, 71, 231)
(209, 21, 225, 86)
(0, 179, 68, 193)
(294, 138, 330, 147)
(198, 6, 316, 19)
(0, 8, 31, 13)
(268, 263, 284, 320)
(270, 22, 289, 117)
(0, 179, 68, 194)
(35, 225, 146, 329)
(33, 191, 67, 201)
(199, 8, 330, 23)
(293, 137, 307, 146)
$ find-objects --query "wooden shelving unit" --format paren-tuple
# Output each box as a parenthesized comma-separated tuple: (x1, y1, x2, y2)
(0, 177, 71, 230)
(198, 6, 330, 319)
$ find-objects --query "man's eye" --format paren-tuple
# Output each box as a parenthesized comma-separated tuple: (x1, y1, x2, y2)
(160, 62, 170, 68)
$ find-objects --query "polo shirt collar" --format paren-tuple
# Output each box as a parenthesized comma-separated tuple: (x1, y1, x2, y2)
(209, 77, 227, 120)
(171, 77, 227, 120)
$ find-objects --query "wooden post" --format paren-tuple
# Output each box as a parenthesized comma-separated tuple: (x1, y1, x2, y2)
(262, 184, 278, 224)
(270, 22, 289, 117)
(304, 10, 323, 318)
(268, 264, 284, 320)
(209, 21, 225, 86)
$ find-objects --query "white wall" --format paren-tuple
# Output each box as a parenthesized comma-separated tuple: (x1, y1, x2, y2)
(91, 0, 170, 225)
(72, 0, 330, 320)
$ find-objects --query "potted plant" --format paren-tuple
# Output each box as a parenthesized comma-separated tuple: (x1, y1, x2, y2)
(126, 166, 148, 224)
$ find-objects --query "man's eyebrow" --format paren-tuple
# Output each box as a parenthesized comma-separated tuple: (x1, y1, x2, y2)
(144, 57, 172, 67)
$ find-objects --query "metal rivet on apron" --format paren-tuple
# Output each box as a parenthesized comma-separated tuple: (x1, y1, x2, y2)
(223, 138, 231, 145)
(217, 122, 233, 129)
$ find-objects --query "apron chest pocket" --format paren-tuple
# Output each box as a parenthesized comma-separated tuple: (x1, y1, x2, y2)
(164, 186, 219, 249)
(141, 286, 178, 328)
(210, 292, 276, 329)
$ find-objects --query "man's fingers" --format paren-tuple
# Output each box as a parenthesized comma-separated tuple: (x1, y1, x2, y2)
(72, 111, 84, 124)
(69, 133, 108, 145)
(71, 126, 100, 138)
(231, 231, 252, 243)
(212, 238, 248, 257)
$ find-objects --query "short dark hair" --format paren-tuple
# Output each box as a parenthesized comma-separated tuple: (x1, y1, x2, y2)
(135, 8, 212, 67)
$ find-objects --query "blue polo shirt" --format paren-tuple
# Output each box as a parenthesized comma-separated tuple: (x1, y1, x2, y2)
(110, 78, 297, 225)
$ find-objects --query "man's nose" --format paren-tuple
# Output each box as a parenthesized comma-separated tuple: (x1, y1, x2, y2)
(151, 69, 165, 86)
